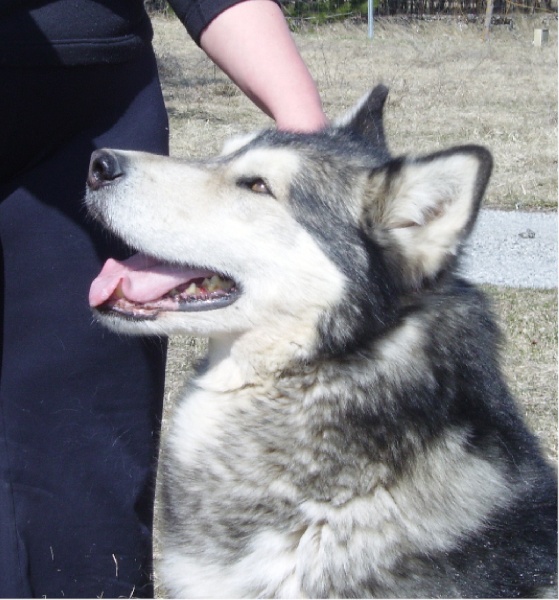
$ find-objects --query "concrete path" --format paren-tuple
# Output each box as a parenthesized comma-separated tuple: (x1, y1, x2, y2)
(460, 210, 557, 289)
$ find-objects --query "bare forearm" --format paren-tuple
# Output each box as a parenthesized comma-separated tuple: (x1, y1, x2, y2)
(199, 0, 327, 132)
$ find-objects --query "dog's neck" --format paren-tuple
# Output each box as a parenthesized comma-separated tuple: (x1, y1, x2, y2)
(197, 324, 318, 393)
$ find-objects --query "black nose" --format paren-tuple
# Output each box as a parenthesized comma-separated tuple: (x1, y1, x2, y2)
(87, 149, 124, 190)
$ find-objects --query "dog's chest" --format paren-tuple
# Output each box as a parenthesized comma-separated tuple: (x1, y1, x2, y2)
(161, 367, 436, 597)
(162, 378, 367, 556)
(159, 370, 511, 598)
(162, 379, 377, 597)
(165, 378, 360, 501)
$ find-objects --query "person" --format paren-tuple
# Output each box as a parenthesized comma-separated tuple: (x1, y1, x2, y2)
(0, 0, 327, 597)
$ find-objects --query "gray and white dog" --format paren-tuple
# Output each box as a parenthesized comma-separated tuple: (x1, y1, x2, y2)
(86, 85, 557, 598)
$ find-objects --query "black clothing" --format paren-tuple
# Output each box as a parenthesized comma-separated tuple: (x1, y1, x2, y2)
(0, 48, 169, 597)
(171, 0, 261, 47)
(0, 0, 253, 65)
(0, 0, 154, 65)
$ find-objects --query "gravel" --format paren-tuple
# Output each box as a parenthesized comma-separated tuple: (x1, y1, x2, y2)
(459, 210, 557, 289)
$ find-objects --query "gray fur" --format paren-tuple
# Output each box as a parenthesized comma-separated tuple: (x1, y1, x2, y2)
(86, 85, 557, 598)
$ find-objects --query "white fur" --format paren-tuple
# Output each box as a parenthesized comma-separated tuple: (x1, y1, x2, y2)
(92, 148, 346, 359)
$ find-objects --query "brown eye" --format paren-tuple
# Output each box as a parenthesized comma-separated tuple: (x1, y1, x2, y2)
(249, 179, 270, 194)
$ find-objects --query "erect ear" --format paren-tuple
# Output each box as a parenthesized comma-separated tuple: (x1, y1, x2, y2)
(335, 84, 390, 154)
(364, 145, 493, 284)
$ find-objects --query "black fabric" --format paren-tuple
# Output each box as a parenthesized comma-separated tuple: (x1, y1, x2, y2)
(0, 0, 154, 65)
(0, 48, 169, 598)
(0, 0, 278, 65)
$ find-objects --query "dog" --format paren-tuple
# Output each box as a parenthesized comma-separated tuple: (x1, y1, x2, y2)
(86, 85, 557, 598)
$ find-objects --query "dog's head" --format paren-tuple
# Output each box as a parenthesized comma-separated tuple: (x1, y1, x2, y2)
(85, 85, 492, 358)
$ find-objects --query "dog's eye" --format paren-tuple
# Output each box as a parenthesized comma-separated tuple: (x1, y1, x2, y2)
(239, 178, 272, 196)
(250, 180, 269, 194)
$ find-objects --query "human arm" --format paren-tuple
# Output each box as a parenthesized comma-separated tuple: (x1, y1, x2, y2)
(198, 0, 328, 132)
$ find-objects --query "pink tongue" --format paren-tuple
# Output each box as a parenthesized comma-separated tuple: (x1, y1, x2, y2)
(89, 254, 214, 307)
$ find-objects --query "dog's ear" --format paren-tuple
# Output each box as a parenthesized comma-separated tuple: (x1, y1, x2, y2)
(363, 145, 493, 284)
(335, 84, 389, 152)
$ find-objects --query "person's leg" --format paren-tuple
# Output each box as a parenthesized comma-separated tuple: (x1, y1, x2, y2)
(0, 50, 169, 598)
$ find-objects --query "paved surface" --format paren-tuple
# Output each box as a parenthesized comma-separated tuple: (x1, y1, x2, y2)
(459, 210, 557, 289)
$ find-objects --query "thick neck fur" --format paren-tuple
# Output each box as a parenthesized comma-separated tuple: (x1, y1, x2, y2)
(190, 280, 523, 481)
(194, 304, 442, 477)
(197, 315, 321, 393)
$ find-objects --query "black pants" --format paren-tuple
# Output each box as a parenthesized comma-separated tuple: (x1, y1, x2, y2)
(0, 49, 168, 598)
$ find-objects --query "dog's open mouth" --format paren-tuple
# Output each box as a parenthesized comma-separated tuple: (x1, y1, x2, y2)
(89, 254, 239, 320)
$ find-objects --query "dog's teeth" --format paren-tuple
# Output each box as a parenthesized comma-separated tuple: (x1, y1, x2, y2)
(207, 275, 222, 292)
(171, 275, 235, 301)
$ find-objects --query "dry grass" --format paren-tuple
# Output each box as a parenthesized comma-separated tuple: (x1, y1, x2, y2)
(153, 14, 557, 210)
(485, 286, 557, 461)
